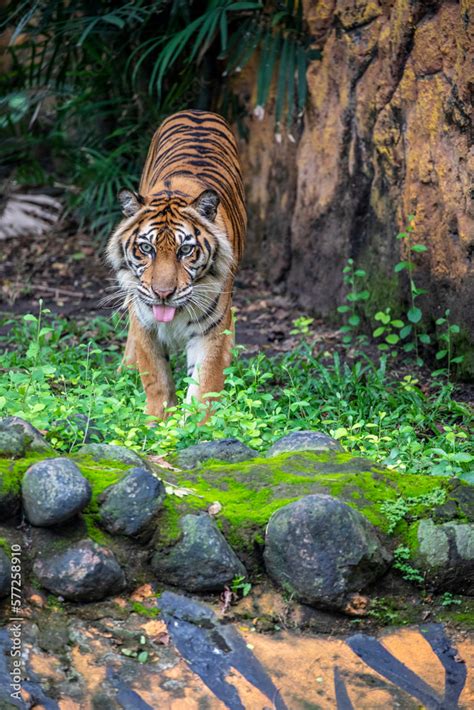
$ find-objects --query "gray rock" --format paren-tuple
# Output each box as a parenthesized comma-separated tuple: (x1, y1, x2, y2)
(151, 514, 247, 591)
(0, 427, 27, 459)
(33, 540, 125, 601)
(413, 518, 474, 593)
(76, 443, 147, 468)
(99, 467, 166, 537)
(22, 458, 92, 526)
(176, 439, 258, 470)
(0, 549, 10, 598)
(0, 417, 53, 457)
(266, 431, 343, 457)
(264, 494, 391, 609)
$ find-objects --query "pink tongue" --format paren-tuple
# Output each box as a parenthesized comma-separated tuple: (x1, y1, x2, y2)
(152, 305, 176, 323)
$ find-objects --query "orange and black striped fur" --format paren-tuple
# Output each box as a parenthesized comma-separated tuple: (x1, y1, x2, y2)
(106, 110, 246, 419)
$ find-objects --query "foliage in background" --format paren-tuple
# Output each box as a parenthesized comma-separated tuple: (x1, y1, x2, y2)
(0, 305, 472, 481)
(0, 0, 315, 237)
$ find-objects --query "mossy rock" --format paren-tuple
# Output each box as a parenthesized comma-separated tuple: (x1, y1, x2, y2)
(157, 451, 474, 566)
(76, 444, 148, 469)
(0, 417, 53, 458)
(0, 454, 49, 519)
(407, 518, 474, 593)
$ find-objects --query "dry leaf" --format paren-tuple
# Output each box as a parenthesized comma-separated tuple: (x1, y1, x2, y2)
(208, 501, 222, 516)
(153, 632, 170, 646)
(344, 594, 369, 616)
(220, 586, 237, 614)
(164, 485, 193, 498)
(147, 455, 181, 471)
(131, 584, 155, 602)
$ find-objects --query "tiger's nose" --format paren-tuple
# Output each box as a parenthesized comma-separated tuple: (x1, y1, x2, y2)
(153, 287, 175, 300)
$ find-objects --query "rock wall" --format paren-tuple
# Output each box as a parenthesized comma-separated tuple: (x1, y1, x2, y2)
(236, 0, 473, 360)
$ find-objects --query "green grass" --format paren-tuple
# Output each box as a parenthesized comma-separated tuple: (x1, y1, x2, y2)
(0, 307, 472, 480)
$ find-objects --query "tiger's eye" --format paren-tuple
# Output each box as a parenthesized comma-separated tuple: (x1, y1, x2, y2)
(179, 244, 194, 257)
(139, 242, 154, 256)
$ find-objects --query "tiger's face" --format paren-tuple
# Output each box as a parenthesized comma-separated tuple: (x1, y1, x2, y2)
(107, 188, 233, 324)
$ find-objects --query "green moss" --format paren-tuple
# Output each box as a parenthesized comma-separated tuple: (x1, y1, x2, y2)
(405, 521, 421, 554)
(73, 455, 130, 497)
(71, 455, 133, 544)
(0, 453, 47, 496)
(437, 598, 474, 628)
(153, 498, 184, 548)
(162, 451, 463, 552)
(46, 594, 64, 610)
(82, 514, 114, 545)
(368, 596, 420, 626)
(0, 538, 10, 556)
(131, 601, 160, 618)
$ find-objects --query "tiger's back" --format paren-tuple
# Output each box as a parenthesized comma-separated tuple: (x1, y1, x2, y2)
(139, 110, 246, 263)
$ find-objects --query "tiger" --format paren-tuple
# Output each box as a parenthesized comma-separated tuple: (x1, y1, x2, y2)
(106, 109, 246, 420)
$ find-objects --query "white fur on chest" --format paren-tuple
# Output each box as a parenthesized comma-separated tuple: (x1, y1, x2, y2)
(134, 300, 194, 352)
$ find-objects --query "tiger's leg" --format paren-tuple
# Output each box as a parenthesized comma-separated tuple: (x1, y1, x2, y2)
(120, 328, 137, 369)
(129, 313, 176, 419)
(118, 304, 138, 372)
(185, 307, 233, 419)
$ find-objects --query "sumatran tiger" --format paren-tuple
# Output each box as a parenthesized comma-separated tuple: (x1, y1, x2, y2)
(106, 109, 246, 419)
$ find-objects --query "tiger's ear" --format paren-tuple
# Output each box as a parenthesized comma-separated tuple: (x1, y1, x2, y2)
(191, 189, 220, 222)
(118, 189, 144, 217)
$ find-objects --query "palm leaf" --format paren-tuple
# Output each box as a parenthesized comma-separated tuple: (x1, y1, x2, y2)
(274, 34, 288, 126)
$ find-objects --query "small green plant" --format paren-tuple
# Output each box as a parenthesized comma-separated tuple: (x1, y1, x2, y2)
(290, 316, 314, 336)
(427, 426, 473, 477)
(432, 309, 464, 379)
(372, 308, 406, 358)
(440, 592, 462, 608)
(367, 598, 403, 626)
(337, 259, 370, 346)
(231, 575, 252, 597)
(381, 489, 447, 534)
(394, 215, 430, 365)
(393, 545, 424, 585)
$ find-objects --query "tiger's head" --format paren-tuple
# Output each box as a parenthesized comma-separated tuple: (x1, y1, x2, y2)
(106, 188, 233, 324)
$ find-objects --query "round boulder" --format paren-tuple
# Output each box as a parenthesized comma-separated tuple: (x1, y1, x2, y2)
(0, 417, 52, 457)
(0, 549, 11, 598)
(176, 438, 258, 470)
(266, 431, 343, 457)
(76, 443, 147, 468)
(264, 494, 391, 609)
(22, 458, 92, 526)
(33, 540, 125, 601)
(99, 467, 166, 537)
(151, 514, 247, 591)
